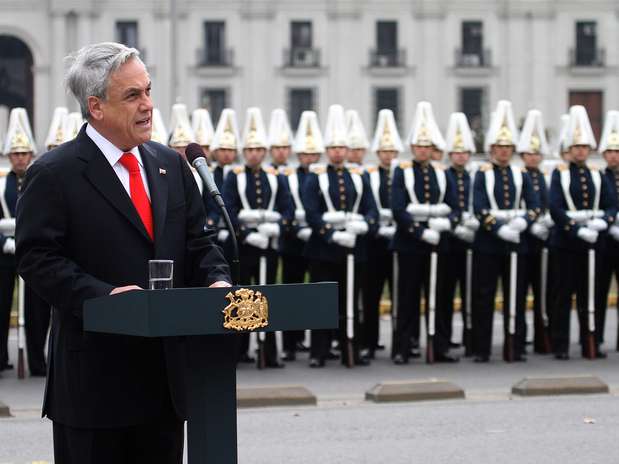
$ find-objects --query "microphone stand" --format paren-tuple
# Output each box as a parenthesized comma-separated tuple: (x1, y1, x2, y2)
(211, 193, 240, 286)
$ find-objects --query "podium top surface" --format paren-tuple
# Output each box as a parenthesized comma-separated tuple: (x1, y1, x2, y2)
(83, 282, 338, 337)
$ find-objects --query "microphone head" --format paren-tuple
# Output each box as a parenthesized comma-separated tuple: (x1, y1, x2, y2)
(185, 143, 206, 164)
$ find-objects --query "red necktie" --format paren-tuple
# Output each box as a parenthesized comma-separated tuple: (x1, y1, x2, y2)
(119, 153, 154, 241)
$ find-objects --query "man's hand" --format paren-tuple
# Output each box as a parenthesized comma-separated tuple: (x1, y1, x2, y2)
(209, 281, 232, 288)
(110, 285, 142, 295)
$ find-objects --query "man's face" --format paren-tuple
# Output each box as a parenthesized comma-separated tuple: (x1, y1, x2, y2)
(201, 146, 211, 161)
(570, 144, 590, 163)
(8, 152, 33, 175)
(449, 151, 470, 168)
(270, 146, 290, 165)
(347, 148, 366, 165)
(88, 58, 153, 150)
(298, 153, 320, 167)
(431, 148, 443, 161)
(412, 145, 432, 162)
(215, 148, 236, 165)
(326, 146, 347, 165)
(522, 152, 542, 169)
(491, 145, 514, 165)
(377, 150, 397, 167)
(604, 149, 619, 169)
(244, 147, 266, 168)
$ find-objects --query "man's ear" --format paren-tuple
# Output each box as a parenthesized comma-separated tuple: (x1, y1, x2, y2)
(88, 96, 104, 121)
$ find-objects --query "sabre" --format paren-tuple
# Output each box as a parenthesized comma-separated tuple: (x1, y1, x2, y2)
(17, 276, 25, 379)
(539, 247, 552, 353)
(257, 255, 267, 369)
(504, 249, 517, 362)
(345, 253, 355, 368)
(391, 252, 399, 359)
(464, 248, 473, 357)
(426, 248, 437, 364)
(585, 247, 596, 359)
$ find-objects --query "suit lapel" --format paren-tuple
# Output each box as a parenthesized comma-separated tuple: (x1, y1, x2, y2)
(79, 129, 152, 243)
(140, 143, 168, 250)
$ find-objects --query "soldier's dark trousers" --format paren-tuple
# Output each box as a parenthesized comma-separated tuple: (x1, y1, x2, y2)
(25, 285, 50, 375)
(523, 248, 551, 353)
(595, 243, 619, 349)
(281, 253, 309, 353)
(362, 239, 392, 350)
(0, 266, 15, 368)
(472, 252, 527, 359)
(309, 259, 362, 364)
(239, 248, 279, 364)
(436, 250, 467, 353)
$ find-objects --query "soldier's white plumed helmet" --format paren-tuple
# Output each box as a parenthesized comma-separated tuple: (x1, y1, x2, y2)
(45, 107, 68, 150)
(294, 111, 324, 154)
(445, 112, 476, 154)
(268, 109, 294, 148)
(484, 100, 519, 152)
(192, 108, 214, 148)
(241, 107, 268, 150)
(211, 109, 240, 152)
(150, 108, 168, 145)
(565, 105, 596, 149)
(517, 109, 550, 157)
(599, 110, 619, 153)
(3, 107, 36, 155)
(168, 103, 195, 148)
(371, 109, 403, 153)
(323, 104, 349, 148)
(345, 110, 369, 150)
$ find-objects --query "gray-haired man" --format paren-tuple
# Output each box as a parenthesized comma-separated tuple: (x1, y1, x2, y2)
(16, 42, 231, 463)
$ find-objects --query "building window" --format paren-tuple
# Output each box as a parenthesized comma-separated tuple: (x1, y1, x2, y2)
(370, 21, 404, 67)
(200, 21, 231, 66)
(569, 90, 603, 141)
(573, 21, 603, 66)
(200, 88, 228, 123)
(286, 21, 319, 67)
(116, 21, 139, 49)
(459, 87, 485, 152)
(373, 88, 400, 128)
(287, 88, 315, 130)
(456, 21, 488, 67)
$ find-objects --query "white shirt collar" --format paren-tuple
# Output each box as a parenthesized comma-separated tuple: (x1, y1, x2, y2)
(85, 123, 143, 168)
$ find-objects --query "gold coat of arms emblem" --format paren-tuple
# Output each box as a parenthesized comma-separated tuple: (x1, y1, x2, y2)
(223, 288, 269, 331)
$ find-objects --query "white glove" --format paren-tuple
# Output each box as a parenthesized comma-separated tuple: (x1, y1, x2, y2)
(610, 225, 619, 242)
(497, 225, 520, 244)
(508, 216, 528, 232)
(379, 209, 393, 222)
(296, 227, 312, 242)
(332, 231, 356, 248)
(540, 213, 554, 228)
(238, 209, 262, 223)
(406, 203, 430, 219)
(378, 225, 396, 239)
(245, 232, 269, 250)
(2, 238, 15, 255)
(263, 210, 282, 223)
(530, 222, 549, 241)
(454, 225, 475, 243)
(463, 215, 480, 231)
(346, 220, 369, 235)
(429, 203, 452, 217)
(428, 217, 451, 233)
(346, 212, 364, 222)
(322, 211, 347, 226)
(568, 210, 588, 223)
(577, 227, 598, 244)
(217, 230, 229, 243)
(0, 218, 15, 235)
(257, 223, 280, 238)
(295, 210, 306, 222)
(421, 228, 441, 246)
(587, 218, 608, 232)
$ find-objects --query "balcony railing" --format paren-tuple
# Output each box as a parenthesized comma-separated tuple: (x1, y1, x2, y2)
(455, 48, 492, 68)
(196, 48, 234, 67)
(283, 48, 321, 68)
(369, 49, 406, 67)
(569, 47, 605, 67)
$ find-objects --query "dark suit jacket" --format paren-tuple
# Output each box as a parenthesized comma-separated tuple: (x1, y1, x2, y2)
(15, 125, 230, 428)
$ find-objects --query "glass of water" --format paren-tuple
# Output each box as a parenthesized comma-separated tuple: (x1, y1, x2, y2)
(149, 260, 174, 290)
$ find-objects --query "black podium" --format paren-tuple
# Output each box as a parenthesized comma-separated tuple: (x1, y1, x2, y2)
(83, 282, 338, 464)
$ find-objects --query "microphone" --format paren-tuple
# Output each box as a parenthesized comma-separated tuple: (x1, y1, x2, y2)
(185, 143, 222, 205)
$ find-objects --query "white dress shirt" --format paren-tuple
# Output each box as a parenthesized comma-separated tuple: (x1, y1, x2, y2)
(85, 123, 151, 199)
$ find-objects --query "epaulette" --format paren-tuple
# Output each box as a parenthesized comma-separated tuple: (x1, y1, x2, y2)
(0, 169, 8, 177)
(480, 163, 493, 172)
(399, 161, 412, 169)
(432, 161, 446, 171)
(365, 165, 378, 174)
(557, 162, 568, 172)
(233, 165, 244, 175)
(348, 166, 362, 175)
(284, 167, 295, 176)
(263, 166, 277, 175)
(309, 163, 326, 174)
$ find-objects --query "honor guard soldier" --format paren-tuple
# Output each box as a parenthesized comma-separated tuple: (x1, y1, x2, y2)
(0, 108, 38, 374)
(209, 109, 240, 245)
(62, 112, 84, 142)
(268, 109, 293, 171)
(436, 112, 479, 357)
(472, 100, 541, 363)
(345, 110, 369, 169)
(223, 107, 294, 368)
(517, 110, 553, 354)
(44, 107, 68, 150)
(192, 108, 215, 162)
(391, 102, 460, 364)
(303, 104, 378, 368)
(549, 105, 616, 360)
(593, 110, 619, 352)
(363, 109, 401, 359)
(150, 108, 168, 146)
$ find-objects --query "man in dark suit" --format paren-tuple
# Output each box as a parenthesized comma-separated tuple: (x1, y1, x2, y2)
(16, 42, 230, 464)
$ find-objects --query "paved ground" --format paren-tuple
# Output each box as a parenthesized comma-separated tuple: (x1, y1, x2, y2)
(1, 310, 619, 463)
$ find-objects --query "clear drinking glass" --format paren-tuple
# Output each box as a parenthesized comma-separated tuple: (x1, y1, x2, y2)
(149, 260, 174, 290)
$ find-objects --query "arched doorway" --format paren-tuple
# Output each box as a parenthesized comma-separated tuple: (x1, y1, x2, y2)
(0, 35, 34, 132)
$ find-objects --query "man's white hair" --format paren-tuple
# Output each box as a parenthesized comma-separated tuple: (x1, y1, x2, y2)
(65, 42, 144, 119)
